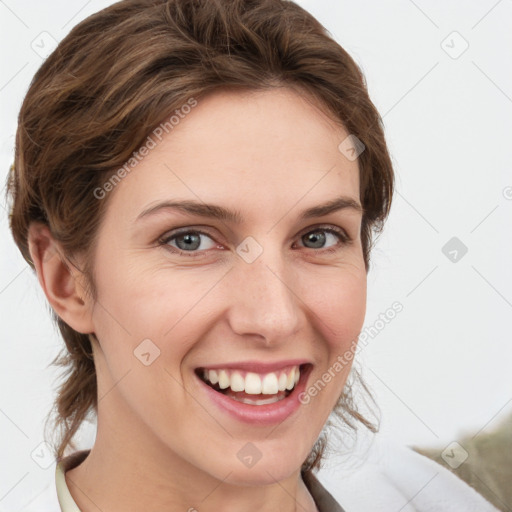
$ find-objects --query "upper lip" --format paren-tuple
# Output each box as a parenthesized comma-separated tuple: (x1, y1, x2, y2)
(196, 360, 311, 373)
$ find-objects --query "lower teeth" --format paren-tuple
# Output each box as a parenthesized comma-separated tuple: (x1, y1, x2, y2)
(199, 374, 292, 406)
(230, 394, 285, 405)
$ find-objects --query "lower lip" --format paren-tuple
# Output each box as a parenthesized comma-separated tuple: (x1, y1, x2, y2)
(197, 365, 311, 426)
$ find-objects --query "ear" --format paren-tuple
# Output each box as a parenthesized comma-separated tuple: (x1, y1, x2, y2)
(27, 221, 94, 334)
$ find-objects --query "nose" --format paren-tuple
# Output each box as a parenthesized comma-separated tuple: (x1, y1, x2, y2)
(226, 247, 303, 345)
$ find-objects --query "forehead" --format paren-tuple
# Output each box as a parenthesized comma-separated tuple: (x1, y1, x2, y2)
(107, 88, 360, 222)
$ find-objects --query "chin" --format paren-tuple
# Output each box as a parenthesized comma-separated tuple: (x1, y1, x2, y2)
(218, 441, 310, 487)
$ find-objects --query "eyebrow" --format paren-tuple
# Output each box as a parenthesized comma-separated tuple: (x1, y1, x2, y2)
(136, 196, 363, 224)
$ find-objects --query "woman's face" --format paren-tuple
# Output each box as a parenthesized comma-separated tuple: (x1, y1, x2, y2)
(87, 87, 367, 485)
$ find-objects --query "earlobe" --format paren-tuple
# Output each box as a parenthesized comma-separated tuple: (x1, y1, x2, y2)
(27, 221, 94, 334)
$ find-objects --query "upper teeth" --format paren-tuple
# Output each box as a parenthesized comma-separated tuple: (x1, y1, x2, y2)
(202, 365, 301, 395)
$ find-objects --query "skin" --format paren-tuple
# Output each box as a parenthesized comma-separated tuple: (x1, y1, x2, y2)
(28, 87, 367, 512)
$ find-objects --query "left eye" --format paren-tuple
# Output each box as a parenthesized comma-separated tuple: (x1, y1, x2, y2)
(296, 228, 347, 250)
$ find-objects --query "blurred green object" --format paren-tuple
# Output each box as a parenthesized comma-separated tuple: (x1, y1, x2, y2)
(413, 413, 512, 512)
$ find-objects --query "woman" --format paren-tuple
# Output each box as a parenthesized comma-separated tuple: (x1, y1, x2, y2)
(7, 0, 498, 510)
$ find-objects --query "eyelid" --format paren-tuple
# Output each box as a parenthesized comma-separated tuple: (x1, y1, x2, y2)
(296, 223, 350, 241)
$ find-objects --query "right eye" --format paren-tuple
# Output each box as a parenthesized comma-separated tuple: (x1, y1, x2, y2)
(158, 229, 222, 256)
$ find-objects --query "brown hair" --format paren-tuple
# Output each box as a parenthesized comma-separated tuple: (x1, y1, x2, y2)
(6, 0, 393, 471)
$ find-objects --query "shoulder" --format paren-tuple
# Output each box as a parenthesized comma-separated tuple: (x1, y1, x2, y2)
(18, 479, 60, 511)
(19, 450, 90, 512)
(316, 433, 500, 512)
(414, 413, 512, 511)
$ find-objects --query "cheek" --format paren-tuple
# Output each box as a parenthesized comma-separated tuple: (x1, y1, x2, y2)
(92, 248, 367, 358)
(299, 265, 366, 409)
(90, 256, 219, 374)
(113, 268, 220, 344)
(89, 262, 195, 426)
(302, 263, 367, 348)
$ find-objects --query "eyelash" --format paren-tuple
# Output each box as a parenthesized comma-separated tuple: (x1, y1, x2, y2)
(157, 225, 351, 258)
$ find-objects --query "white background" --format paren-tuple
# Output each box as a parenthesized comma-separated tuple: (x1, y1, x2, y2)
(1, 1, 511, 510)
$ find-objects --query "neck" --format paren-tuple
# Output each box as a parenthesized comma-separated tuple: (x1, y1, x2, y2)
(64, 402, 318, 512)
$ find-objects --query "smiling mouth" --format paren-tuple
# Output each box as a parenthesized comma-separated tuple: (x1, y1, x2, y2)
(195, 364, 310, 406)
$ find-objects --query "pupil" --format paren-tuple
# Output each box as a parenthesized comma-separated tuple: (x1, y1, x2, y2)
(178, 233, 200, 250)
(305, 231, 325, 249)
